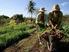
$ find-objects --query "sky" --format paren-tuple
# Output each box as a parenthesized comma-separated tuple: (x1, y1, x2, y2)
(0, 0, 69, 17)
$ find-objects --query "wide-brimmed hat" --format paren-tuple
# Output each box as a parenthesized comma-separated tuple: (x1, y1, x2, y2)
(39, 8, 47, 12)
(52, 4, 60, 11)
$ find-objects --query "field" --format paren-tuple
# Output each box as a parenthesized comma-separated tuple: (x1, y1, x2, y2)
(0, 21, 37, 51)
(0, 16, 69, 52)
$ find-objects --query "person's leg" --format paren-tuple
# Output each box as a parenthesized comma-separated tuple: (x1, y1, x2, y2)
(47, 42, 53, 52)
(47, 35, 53, 51)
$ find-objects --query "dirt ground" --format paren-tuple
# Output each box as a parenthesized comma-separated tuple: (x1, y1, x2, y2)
(3, 31, 43, 52)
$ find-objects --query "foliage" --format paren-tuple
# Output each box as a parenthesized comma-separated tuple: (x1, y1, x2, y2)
(28, 0, 36, 20)
(62, 24, 69, 36)
(9, 19, 16, 27)
(11, 14, 24, 24)
(0, 22, 36, 50)
(0, 15, 9, 25)
(28, 0, 35, 13)
(61, 24, 69, 42)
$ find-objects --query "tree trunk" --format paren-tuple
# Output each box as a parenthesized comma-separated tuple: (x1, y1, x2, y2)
(31, 13, 32, 21)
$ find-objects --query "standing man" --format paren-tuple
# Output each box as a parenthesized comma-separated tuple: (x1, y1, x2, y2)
(48, 4, 63, 29)
(36, 8, 48, 27)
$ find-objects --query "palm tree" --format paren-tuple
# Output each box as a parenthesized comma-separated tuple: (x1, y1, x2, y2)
(28, 0, 35, 21)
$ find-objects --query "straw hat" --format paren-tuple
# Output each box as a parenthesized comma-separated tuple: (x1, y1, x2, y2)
(52, 4, 60, 11)
(39, 8, 47, 12)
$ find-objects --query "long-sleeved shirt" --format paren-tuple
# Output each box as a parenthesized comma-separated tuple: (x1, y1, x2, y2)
(36, 13, 48, 26)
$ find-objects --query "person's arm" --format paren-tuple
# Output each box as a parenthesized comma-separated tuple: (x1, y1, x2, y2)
(48, 12, 54, 28)
(58, 11, 63, 27)
(38, 13, 41, 22)
(61, 12, 63, 23)
(58, 11, 63, 23)
(35, 13, 40, 24)
(44, 14, 48, 26)
(48, 12, 52, 21)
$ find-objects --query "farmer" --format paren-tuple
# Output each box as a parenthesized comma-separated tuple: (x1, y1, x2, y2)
(36, 8, 48, 27)
(46, 4, 63, 51)
(48, 4, 63, 29)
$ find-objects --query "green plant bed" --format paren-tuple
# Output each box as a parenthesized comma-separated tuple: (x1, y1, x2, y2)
(0, 22, 36, 51)
(0, 28, 35, 51)
(0, 22, 35, 34)
(61, 24, 69, 42)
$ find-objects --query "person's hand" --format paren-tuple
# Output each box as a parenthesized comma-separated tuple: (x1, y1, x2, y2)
(52, 24, 57, 30)
(54, 24, 57, 29)
(47, 23, 50, 26)
(51, 24, 54, 29)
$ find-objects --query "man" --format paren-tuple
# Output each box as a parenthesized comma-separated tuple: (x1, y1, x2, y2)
(47, 4, 63, 51)
(36, 8, 48, 27)
(48, 4, 63, 29)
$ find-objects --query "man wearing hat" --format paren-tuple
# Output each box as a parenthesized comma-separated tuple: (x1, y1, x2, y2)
(47, 4, 63, 52)
(36, 7, 48, 27)
(48, 4, 63, 29)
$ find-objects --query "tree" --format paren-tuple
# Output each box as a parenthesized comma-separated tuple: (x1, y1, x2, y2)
(11, 14, 24, 24)
(0, 15, 9, 25)
(28, 0, 35, 21)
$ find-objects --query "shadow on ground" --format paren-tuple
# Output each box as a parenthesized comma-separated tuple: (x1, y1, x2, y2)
(54, 41, 69, 52)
